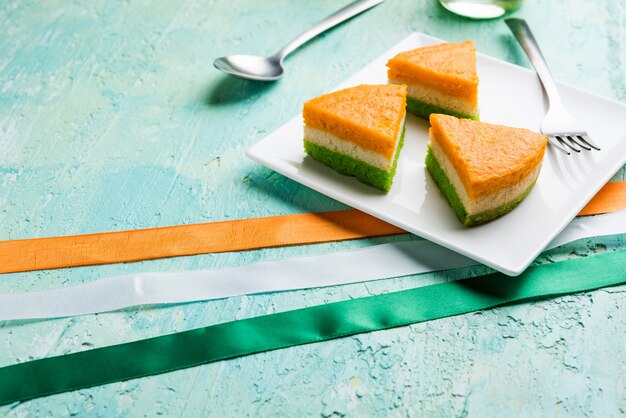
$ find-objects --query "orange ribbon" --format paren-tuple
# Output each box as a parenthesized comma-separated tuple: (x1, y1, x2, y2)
(577, 181, 626, 216)
(1, 181, 625, 274)
(0, 211, 403, 274)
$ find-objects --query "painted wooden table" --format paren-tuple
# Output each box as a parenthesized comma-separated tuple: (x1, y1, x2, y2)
(1, 0, 625, 416)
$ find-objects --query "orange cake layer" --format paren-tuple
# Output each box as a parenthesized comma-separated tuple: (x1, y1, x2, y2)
(387, 41, 478, 104)
(303, 84, 407, 160)
(429, 114, 547, 199)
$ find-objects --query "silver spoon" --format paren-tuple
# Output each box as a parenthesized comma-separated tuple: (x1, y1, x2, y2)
(213, 0, 385, 81)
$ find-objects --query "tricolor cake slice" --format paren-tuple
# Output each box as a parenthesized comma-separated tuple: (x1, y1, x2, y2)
(303, 84, 407, 192)
(426, 114, 547, 226)
(387, 41, 479, 120)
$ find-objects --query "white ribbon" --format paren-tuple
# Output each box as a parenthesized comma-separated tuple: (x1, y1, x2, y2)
(1, 210, 625, 321)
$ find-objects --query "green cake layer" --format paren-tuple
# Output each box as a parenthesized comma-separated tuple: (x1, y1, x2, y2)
(304, 127, 405, 192)
(407, 96, 479, 121)
(425, 146, 537, 226)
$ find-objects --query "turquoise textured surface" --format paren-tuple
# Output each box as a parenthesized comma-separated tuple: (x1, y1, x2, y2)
(0, 0, 625, 416)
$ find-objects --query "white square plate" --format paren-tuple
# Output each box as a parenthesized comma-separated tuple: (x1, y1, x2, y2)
(246, 33, 626, 276)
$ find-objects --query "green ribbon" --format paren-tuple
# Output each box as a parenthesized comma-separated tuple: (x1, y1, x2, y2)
(1, 249, 626, 406)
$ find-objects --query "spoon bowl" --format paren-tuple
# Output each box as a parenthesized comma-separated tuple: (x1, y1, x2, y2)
(213, 54, 284, 81)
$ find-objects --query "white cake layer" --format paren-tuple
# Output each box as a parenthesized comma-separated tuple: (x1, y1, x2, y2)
(304, 113, 406, 171)
(430, 139, 541, 215)
(389, 77, 478, 117)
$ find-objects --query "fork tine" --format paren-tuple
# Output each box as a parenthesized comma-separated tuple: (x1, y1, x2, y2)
(577, 135, 601, 151)
(548, 135, 571, 154)
(547, 135, 571, 154)
(567, 135, 591, 151)
(556, 135, 581, 153)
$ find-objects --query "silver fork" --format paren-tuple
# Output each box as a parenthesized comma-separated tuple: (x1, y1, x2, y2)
(505, 18, 601, 155)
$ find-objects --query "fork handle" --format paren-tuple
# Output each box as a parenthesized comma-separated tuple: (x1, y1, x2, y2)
(505, 18, 563, 108)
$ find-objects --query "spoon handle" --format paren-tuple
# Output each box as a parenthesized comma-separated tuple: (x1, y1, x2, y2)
(274, 0, 385, 62)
